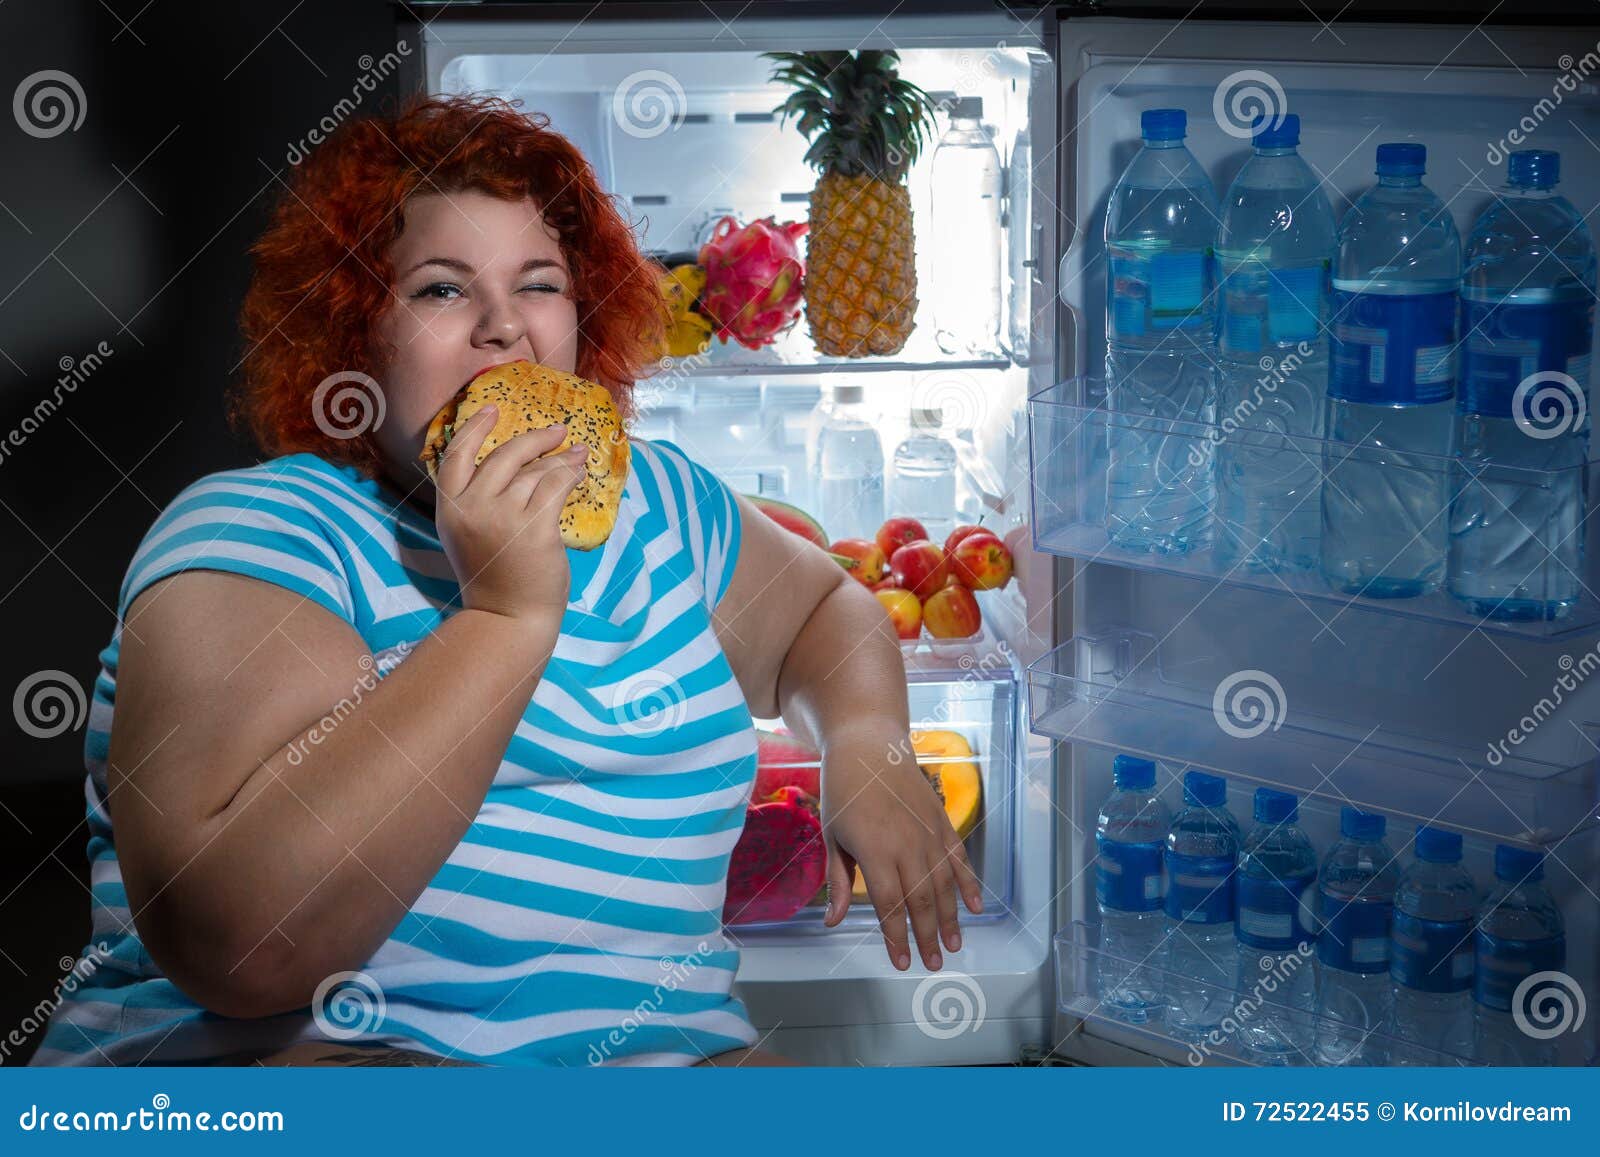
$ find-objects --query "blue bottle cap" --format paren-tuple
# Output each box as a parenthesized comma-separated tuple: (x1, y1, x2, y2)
(1112, 754, 1156, 790)
(1183, 770, 1227, 807)
(1495, 844, 1545, 882)
(1508, 149, 1560, 189)
(1253, 787, 1299, 824)
(1375, 142, 1426, 176)
(1141, 108, 1186, 142)
(1252, 112, 1299, 149)
(1340, 806, 1385, 841)
(1414, 824, 1463, 863)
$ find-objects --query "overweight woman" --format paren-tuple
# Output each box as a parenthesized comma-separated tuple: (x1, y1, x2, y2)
(30, 94, 980, 1068)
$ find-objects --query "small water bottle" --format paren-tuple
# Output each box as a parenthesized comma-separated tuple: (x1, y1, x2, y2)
(890, 409, 959, 544)
(1450, 149, 1596, 622)
(1314, 807, 1398, 1065)
(1162, 771, 1239, 1042)
(1323, 143, 1460, 598)
(1234, 788, 1318, 1064)
(1104, 108, 1219, 556)
(1215, 114, 1336, 574)
(813, 384, 884, 541)
(1094, 754, 1173, 1024)
(1475, 844, 1567, 1066)
(931, 96, 1003, 355)
(1390, 825, 1477, 1064)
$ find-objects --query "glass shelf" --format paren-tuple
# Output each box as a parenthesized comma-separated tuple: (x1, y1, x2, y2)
(1027, 377, 1600, 639)
(654, 322, 1014, 379)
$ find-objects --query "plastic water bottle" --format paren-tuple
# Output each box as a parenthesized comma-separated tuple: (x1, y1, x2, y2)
(1390, 825, 1477, 1064)
(1094, 754, 1173, 1024)
(1162, 771, 1239, 1041)
(1314, 807, 1398, 1065)
(813, 384, 884, 541)
(1104, 108, 1219, 555)
(1234, 788, 1318, 1064)
(889, 409, 959, 544)
(1475, 844, 1567, 1066)
(1323, 143, 1460, 598)
(1215, 115, 1336, 574)
(1450, 149, 1596, 622)
(931, 96, 1002, 355)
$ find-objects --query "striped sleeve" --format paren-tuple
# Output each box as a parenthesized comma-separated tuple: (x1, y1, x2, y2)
(646, 439, 743, 613)
(118, 461, 355, 624)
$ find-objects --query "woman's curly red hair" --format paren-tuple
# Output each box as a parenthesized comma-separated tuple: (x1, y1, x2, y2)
(231, 93, 666, 478)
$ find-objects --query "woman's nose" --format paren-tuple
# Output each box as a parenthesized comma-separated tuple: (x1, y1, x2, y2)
(473, 295, 529, 349)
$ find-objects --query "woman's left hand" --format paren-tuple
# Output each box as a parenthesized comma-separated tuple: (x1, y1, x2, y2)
(818, 726, 985, 971)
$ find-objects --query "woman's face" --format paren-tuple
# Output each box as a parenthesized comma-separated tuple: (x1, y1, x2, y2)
(371, 189, 580, 506)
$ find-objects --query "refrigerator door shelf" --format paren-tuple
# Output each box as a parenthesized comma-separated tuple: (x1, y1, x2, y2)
(1029, 378, 1599, 638)
(1027, 629, 1600, 845)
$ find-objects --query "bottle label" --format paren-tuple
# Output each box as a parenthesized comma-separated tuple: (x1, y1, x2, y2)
(1095, 835, 1164, 912)
(1317, 889, 1393, 973)
(1266, 264, 1326, 344)
(1164, 852, 1235, 924)
(1236, 869, 1316, 950)
(1458, 296, 1596, 418)
(1329, 289, 1458, 404)
(1149, 251, 1209, 326)
(1391, 911, 1475, 992)
(1474, 932, 1567, 1011)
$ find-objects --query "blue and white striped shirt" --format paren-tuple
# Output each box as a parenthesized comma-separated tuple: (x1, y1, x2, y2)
(31, 438, 761, 1066)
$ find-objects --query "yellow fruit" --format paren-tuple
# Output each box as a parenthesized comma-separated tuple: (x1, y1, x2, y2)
(805, 172, 918, 357)
(656, 264, 712, 358)
(911, 729, 982, 840)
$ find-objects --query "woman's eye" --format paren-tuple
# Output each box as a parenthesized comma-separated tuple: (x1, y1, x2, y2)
(413, 282, 461, 301)
(523, 283, 564, 294)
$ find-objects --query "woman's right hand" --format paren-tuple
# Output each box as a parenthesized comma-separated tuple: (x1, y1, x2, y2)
(432, 404, 589, 623)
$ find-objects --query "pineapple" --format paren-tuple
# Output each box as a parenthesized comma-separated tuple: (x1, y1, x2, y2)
(766, 50, 937, 357)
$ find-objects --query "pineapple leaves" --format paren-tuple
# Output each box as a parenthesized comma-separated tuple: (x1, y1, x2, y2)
(764, 48, 937, 182)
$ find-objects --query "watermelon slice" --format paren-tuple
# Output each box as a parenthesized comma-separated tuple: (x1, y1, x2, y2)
(754, 727, 821, 800)
(745, 494, 827, 549)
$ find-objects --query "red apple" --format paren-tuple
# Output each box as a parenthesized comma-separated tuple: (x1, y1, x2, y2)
(876, 516, 928, 560)
(923, 583, 982, 639)
(870, 575, 900, 592)
(944, 524, 988, 554)
(951, 531, 1014, 590)
(874, 588, 923, 640)
(828, 537, 886, 586)
(889, 539, 950, 601)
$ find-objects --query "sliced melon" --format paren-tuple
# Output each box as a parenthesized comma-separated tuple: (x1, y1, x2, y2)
(745, 493, 828, 549)
(912, 729, 982, 840)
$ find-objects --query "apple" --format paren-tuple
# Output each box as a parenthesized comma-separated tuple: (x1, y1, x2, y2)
(829, 537, 886, 586)
(874, 588, 922, 640)
(875, 516, 928, 560)
(869, 575, 899, 592)
(923, 583, 982, 639)
(889, 539, 950, 601)
(951, 531, 1014, 590)
(944, 524, 988, 554)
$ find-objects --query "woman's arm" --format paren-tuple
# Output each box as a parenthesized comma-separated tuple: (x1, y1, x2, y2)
(111, 575, 558, 1021)
(715, 496, 983, 971)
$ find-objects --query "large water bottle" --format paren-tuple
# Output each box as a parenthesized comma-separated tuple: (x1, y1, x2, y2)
(1104, 108, 1219, 555)
(931, 96, 1003, 355)
(1215, 114, 1337, 574)
(1094, 754, 1173, 1024)
(1323, 143, 1460, 598)
(813, 384, 884, 541)
(1475, 844, 1567, 1066)
(1390, 825, 1477, 1064)
(889, 409, 959, 544)
(1450, 149, 1596, 622)
(1162, 771, 1239, 1041)
(1314, 807, 1398, 1065)
(1234, 788, 1318, 1064)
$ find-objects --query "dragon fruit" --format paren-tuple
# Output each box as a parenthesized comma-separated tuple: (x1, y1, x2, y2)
(697, 215, 808, 350)
(723, 785, 827, 925)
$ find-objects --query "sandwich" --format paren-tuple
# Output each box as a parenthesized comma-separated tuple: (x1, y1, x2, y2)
(419, 360, 628, 551)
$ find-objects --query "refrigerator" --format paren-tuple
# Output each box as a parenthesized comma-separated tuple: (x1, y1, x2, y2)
(401, 0, 1600, 1067)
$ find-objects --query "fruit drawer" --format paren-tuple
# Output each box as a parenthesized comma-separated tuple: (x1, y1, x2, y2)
(1028, 376, 1600, 638)
(727, 671, 1020, 935)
